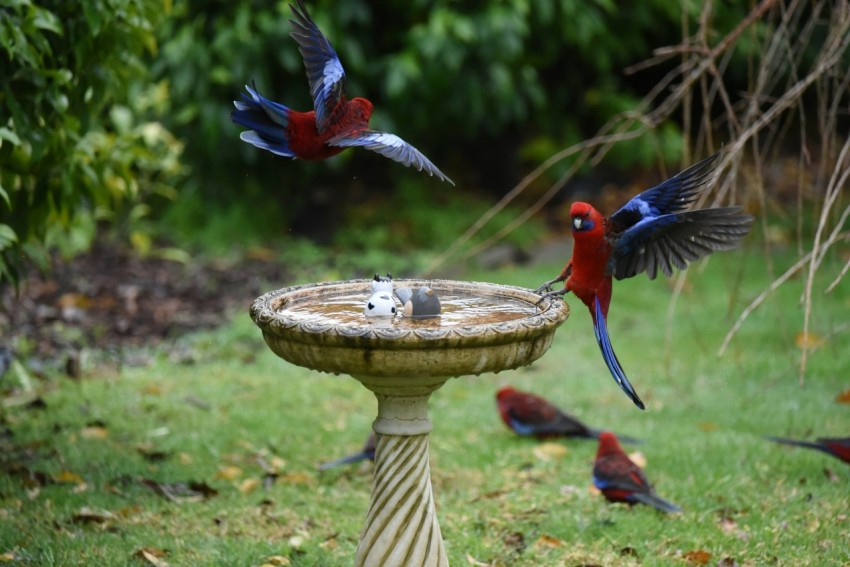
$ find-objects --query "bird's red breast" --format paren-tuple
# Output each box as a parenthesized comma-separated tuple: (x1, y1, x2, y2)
(566, 202, 613, 315)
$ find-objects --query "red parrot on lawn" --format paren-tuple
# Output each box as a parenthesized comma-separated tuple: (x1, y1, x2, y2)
(495, 386, 641, 443)
(231, 0, 453, 184)
(593, 431, 682, 513)
(766, 435, 850, 465)
(318, 432, 377, 471)
(536, 154, 753, 409)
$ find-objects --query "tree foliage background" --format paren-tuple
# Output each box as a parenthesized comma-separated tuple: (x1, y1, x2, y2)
(1, 0, 848, 286)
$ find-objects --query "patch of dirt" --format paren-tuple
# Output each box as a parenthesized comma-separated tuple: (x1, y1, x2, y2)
(0, 241, 291, 372)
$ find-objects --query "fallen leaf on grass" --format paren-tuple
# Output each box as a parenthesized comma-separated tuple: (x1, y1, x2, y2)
(238, 478, 260, 494)
(0, 551, 18, 562)
(214, 465, 243, 481)
(140, 479, 218, 503)
(72, 507, 116, 524)
(133, 548, 170, 567)
(682, 549, 711, 564)
(142, 383, 163, 396)
(502, 531, 525, 552)
(53, 470, 85, 484)
(717, 557, 739, 567)
(719, 516, 737, 534)
(465, 553, 494, 566)
(470, 489, 507, 502)
(718, 515, 750, 541)
(627, 451, 646, 469)
(259, 556, 291, 566)
(136, 444, 171, 463)
(181, 395, 211, 411)
(795, 331, 823, 349)
(81, 426, 109, 440)
(533, 534, 562, 549)
(532, 442, 567, 461)
(619, 546, 639, 557)
(319, 534, 338, 550)
(698, 422, 718, 432)
(256, 454, 286, 475)
(835, 388, 850, 404)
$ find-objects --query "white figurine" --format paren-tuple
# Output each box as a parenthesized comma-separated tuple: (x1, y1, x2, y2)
(364, 291, 397, 318)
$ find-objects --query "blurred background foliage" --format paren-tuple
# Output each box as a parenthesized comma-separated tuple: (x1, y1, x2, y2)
(1, 0, 846, 285)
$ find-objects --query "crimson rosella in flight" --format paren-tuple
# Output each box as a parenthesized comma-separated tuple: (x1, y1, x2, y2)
(593, 431, 682, 513)
(766, 435, 850, 465)
(231, 1, 453, 184)
(318, 432, 377, 471)
(536, 154, 753, 409)
(495, 386, 641, 443)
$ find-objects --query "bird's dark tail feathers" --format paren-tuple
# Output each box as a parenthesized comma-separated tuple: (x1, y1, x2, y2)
(765, 436, 836, 454)
(318, 451, 372, 471)
(231, 83, 296, 158)
(632, 492, 683, 513)
(593, 298, 645, 410)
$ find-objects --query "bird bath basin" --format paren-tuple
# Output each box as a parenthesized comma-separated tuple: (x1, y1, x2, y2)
(250, 279, 569, 566)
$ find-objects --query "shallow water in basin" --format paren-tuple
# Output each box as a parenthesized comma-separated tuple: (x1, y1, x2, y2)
(281, 290, 544, 329)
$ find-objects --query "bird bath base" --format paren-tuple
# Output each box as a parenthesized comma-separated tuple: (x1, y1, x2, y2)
(250, 279, 569, 566)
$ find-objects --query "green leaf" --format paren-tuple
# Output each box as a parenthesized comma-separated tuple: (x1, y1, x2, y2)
(0, 183, 9, 209)
(0, 127, 21, 146)
(0, 224, 18, 250)
(32, 7, 62, 35)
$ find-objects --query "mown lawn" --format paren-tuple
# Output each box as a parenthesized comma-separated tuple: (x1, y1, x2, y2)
(1, 248, 848, 566)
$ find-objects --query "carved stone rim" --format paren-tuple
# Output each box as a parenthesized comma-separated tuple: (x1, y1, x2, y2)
(250, 278, 569, 347)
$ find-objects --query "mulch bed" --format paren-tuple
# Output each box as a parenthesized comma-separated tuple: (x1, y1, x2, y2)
(0, 242, 291, 373)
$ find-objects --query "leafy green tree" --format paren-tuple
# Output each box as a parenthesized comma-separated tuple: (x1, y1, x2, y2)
(0, 0, 185, 286)
(152, 0, 757, 247)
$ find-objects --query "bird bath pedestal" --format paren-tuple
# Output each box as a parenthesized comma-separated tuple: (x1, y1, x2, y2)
(250, 279, 569, 566)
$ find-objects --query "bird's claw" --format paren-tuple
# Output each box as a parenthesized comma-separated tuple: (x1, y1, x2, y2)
(533, 277, 564, 296)
(535, 288, 567, 306)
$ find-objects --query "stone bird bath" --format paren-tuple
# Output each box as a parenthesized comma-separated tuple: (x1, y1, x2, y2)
(250, 279, 569, 566)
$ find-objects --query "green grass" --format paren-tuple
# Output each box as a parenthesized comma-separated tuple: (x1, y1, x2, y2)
(2, 248, 849, 566)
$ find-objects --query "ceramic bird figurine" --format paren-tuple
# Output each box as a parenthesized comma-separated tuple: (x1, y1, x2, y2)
(593, 431, 682, 513)
(495, 386, 641, 443)
(766, 435, 850, 465)
(231, 1, 453, 184)
(395, 286, 441, 319)
(371, 273, 394, 294)
(319, 432, 377, 470)
(536, 154, 753, 409)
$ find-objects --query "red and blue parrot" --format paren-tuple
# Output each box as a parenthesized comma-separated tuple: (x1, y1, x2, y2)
(318, 432, 377, 471)
(593, 431, 682, 513)
(495, 386, 641, 443)
(766, 435, 850, 465)
(231, 0, 453, 184)
(536, 154, 753, 409)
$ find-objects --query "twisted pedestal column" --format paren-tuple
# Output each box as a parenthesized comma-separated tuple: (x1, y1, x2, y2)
(354, 386, 449, 567)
